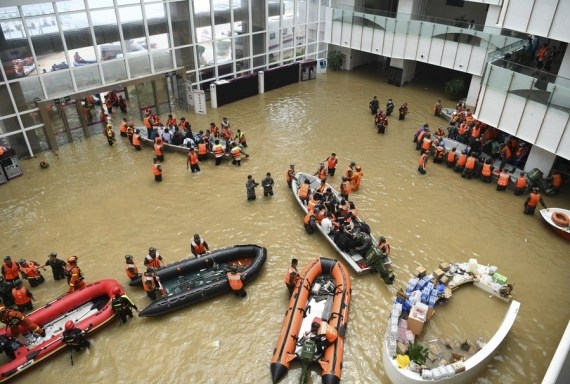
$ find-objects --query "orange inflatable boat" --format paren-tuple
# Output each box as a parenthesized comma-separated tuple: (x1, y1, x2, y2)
(270, 257, 351, 384)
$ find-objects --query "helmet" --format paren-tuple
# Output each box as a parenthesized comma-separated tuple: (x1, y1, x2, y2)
(3, 256, 11, 262)
(290, 163, 294, 167)
(18, 259, 26, 264)
(320, 162, 324, 167)
(148, 247, 156, 253)
(532, 187, 539, 192)
(146, 267, 155, 274)
(67, 256, 78, 264)
(0, 305, 5, 312)
(379, 236, 386, 242)
(193, 234, 200, 241)
(112, 286, 122, 296)
(124, 255, 133, 260)
(49, 252, 57, 257)
(14, 279, 22, 287)
(65, 320, 75, 331)
(355, 166, 361, 171)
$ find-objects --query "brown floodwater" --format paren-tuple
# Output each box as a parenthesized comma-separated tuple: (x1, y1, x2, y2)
(1, 66, 569, 384)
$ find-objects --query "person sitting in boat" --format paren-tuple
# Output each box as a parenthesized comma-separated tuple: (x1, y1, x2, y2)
(18, 258, 44, 287)
(523, 187, 548, 216)
(62, 321, 90, 351)
(191, 234, 210, 258)
(0, 304, 46, 338)
(124, 255, 140, 281)
(0, 334, 21, 360)
(352, 227, 374, 256)
(11, 279, 35, 312)
(74, 52, 86, 64)
(303, 211, 317, 235)
(65, 256, 85, 293)
(333, 225, 355, 252)
(298, 179, 311, 206)
(320, 212, 337, 237)
(227, 265, 246, 298)
(142, 268, 162, 300)
(111, 286, 138, 324)
(40, 251, 67, 281)
(305, 317, 337, 356)
(144, 247, 164, 269)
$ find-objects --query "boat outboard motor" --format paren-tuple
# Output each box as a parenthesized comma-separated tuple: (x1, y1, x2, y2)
(526, 168, 556, 195)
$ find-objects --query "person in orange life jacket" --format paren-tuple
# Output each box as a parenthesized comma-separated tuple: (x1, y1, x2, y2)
(524, 187, 547, 215)
(197, 139, 208, 161)
(62, 320, 90, 351)
(305, 317, 338, 355)
(191, 234, 210, 258)
(284, 259, 300, 296)
(420, 134, 433, 155)
(351, 166, 363, 191)
(496, 169, 511, 191)
(418, 152, 429, 175)
(546, 171, 562, 194)
(152, 158, 163, 182)
(377, 236, 391, 257)
(111, 286, 138, 324)
(0, 304, 45, 338)
(480, 158, 494, 183)
(461, 153, 478, 179)
(142, 267, 162, 300)
(2, 256, 21, 285)
(446, 147, 457, 168)
(246, 175, 260, 201)
(322, 153, 338, 177)
(230, 142, 249, 166)
(144, 247, 164, 269)
(298, 179, 311, 205)
(154, 137, 164, 162)
(227, 265, 247, 298)
(212, 139, 224, 166)
(433, 140, 445, 164)
(514, 172, 528, 195)
(132, 128, 142, 151)
(314, 162, 328, 182)
(124, 255, 140, 281)
(304, 210, 317, 234)
(339, 177, 351, 200)
(498, 143, 512, 172)
(187, 148, 201, 173)
(17, 259, 44, 287)
(39, 252, 66, 281)
(454, 149, 468, 173)
(119, 117, 128, 137)
(11, 279, 34, 312)
(234, 129, 248, 147)
(65, 256, 85, 293)
(262, 172, 275, 197)
(286, 163, 297, 188)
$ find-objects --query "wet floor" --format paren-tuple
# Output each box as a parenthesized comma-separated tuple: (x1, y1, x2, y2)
(1, 66, 569, 383)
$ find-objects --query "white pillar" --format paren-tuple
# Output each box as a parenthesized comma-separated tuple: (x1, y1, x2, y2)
(258, 71, 265, 94)
(524, 145, 557, 175)
(209, 83, 218, 109)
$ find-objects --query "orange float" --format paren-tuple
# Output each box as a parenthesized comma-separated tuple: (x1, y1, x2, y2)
(552, 211, 570, 227)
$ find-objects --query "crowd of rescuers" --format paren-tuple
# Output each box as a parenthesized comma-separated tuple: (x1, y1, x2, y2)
(292, 161, 390, 259)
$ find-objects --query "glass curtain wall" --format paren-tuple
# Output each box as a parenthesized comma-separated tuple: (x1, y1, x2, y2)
(0, 0, 327, 157)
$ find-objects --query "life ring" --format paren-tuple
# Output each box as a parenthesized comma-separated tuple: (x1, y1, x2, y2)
(551, 212, 570, 227)
(39, 161, 49, 169)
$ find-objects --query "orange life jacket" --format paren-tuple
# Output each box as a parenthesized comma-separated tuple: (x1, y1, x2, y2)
(120, 122, 127, 133)
(421, 138, 431, 151)
(145, 255, 161, 268)
(188, 152, 199, 165)
(12, 287, 31, 306)
(19, 262, 40, 278)
(2, 262, 20, 281)
(213, 144, 224, 157)
(527, 192, 540, 206)
(316, 167, 327, 181)
(417, 131, 426, 142)
(68, 265, 84, 288)
(456, 154, 467, 167)
(341, 181, 350, 197)
(351, 171, 362, 191)
(154, 142, 163, 156)
(318, 322, 338, 343)
(152, 164, 162, 176)
(481, 163, 492, 177)
(125, 262, 138, 279)
(142, 274, 156, 292)
(327, 157, 337, 169)
(465, 156, 476, 170)
(227, 272, 243, 291)
(515, 176, 527, 189)
(132, 134, 141, 146)
(501, 146, 512, 160)
(298, 184, 310, 199)
(198, 143, 207, 155)
(447, 151, 456, 163)
(230, 146, 241, 159)
(192, 241, 206, 256)
(143, 116, 151, 129)
(497, 172, 510, 187)
(304, 212, 315, 225)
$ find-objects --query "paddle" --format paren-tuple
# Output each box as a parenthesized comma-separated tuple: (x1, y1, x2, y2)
(26, 338, 61, 361)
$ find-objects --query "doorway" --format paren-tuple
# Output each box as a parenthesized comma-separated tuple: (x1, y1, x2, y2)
(47, 100, 87, 146)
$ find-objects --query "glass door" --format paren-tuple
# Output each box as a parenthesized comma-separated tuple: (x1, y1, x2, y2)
(62, 101, 85, 142)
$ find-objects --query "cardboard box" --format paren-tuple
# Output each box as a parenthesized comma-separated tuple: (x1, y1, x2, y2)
(415, 266, 426, 278)
(396, 288, 408, 301)
(440, 275, 450, 285)
(407, 315, 424, 336)
(439, 262, 450, 271)
(433, 268, 444, 280)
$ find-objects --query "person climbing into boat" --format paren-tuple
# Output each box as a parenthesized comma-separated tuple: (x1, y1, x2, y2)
(40, 252, 66, 281)
(398, 102, 409, 120)
(314, 162, 328, 182)
(11, 279, 34, 312)
(124, 255, 140, 281)
(262, 172, 275, 197)
(144, 247, 164, 269)
(2, 256, 20, 285)
(0, 276, 15, 308)
(324, 153, 338, 177)
(386, 99, 395, 116)
(62, 321, 90, 351)
(303, 210, 317, 234)
(524, 187, 548, 215)
(0, 304, 45, 337)
(418, 152, 429, 175)
(191, 234, 210, 257)
(142, 268, 163, 300)
(187, 148, 201, 173)
(369, 96, 379, 115)
(18, 259, 44, 287)
(286, 163, 297, 188)
(298, 178, 311, 205)
(227, 265, 246, 298)
(377, 236, 391, 257)
(514, 172, 528, 195)
(284, 259, 300, 296)
(65, 256, 85, 293)
(111, 286, 138, 324)
(152, 158, 162, 182)
(246, 175, 260, 201)
(212, 139, 224, 166)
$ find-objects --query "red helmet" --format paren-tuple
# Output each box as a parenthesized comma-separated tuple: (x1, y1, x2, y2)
(65, 320, 74, 331)
(112, 286, 122, 296)
(68, 256, 78, 264)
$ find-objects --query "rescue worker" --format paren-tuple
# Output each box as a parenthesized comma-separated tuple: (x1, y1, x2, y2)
(11, 279, 34, 312)
(227, 265, 246, 298)
(105, 124, 116, 146)
(461, 154, 477, 179)
(144, 247, 164, 269)
(324, 153, 338, 177)
(212, 139, 224, 166)
(298, 179, 311, 205)
(286, 163, 297, 188)
(284, 259, 300, 296)
(154, 137, 164, 162)
(119, 117, 128, 137)
(446, 147, 457, 168)
(152, 158, 163, 182)
(480, 158, 494, 183)
(65, 256, 85, 293)
(234, 129, 247, 147)
(197, 139, 208, 161)
(142, 268, 163, 300)
(62, 321, 90, 351)
(377, 236, 391, 257)
(40, 252, 66, 281)
(351, 166, 363, 191)
(524, 187, 547, 215)
(454, 150, 467, 173)
(514, 172, 528, 195)
(418, 152, 429, 175)
(124, 255, 140, 281)
(132, 128, 142, 150)
(339, 177, 351, 200)
(262, 172, 275, 197)
(230, 142, 246, 166)
(126, 123, 134, 144)
(0, 276, 15, 308)
(0, 304, 45, 337)
(498, 143, 512, 172)
(18, 259, 44, 287)
(386, 99, 395, 116)
(546, 171, 562, 194)
(306, 317, 338, 355)
(496, 169, 511, 191)
(345, 162, 356, 180)
(111, 286, 138, 324)
(304, 211, 317, 234)
(190, 234, 210, 257)
(314, 163, 328, 182)
(187, 147, 201, 173)
(1, 256, 20, 285)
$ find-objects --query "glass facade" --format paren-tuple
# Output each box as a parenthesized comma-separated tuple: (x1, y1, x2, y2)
(0, 0, 325, 157)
